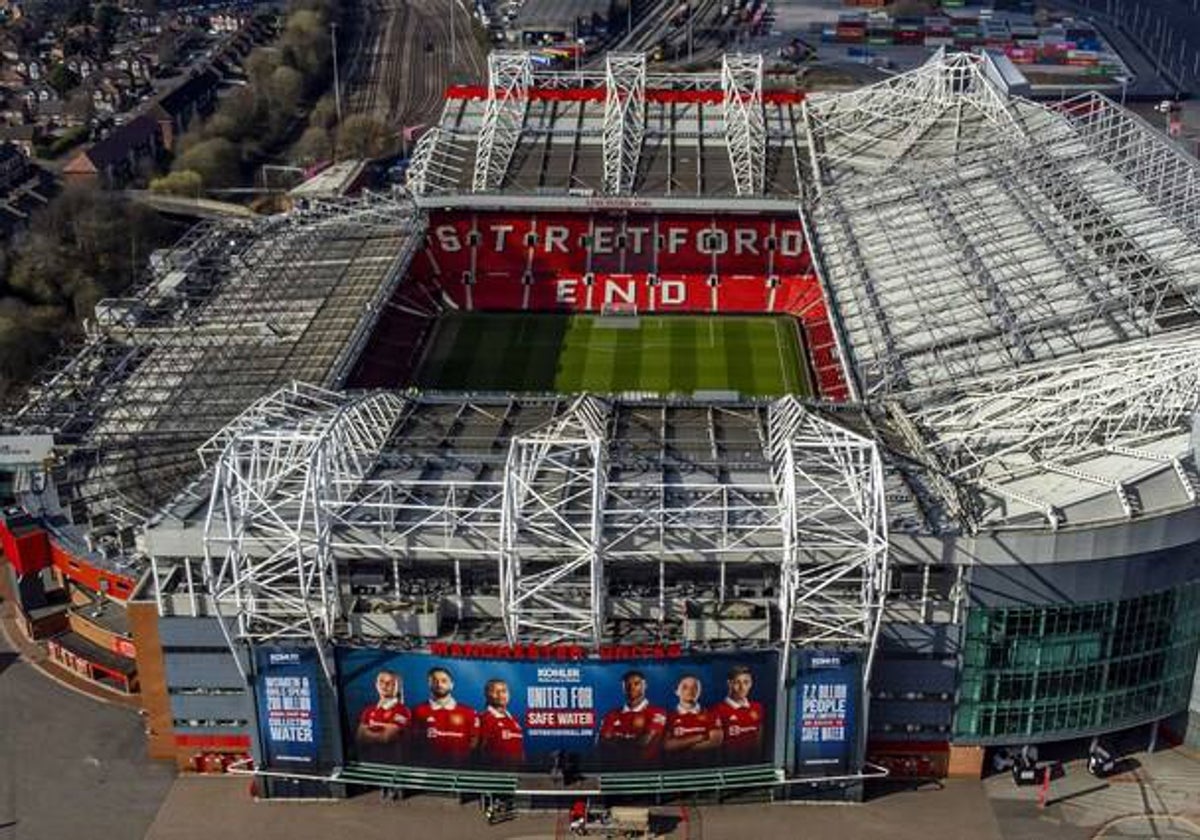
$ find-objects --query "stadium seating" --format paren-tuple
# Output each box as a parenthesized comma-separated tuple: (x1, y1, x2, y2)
(398, 211, 850, 400)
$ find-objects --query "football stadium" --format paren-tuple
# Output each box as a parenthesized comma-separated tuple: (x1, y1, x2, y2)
(2, 48, 1200, 806)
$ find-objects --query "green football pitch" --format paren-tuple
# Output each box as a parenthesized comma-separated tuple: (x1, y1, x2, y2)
(414, 313, 810, 397)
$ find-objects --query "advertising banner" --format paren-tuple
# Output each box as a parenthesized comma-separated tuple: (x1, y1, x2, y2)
(255, 647, 322, 767)
(337, 647, 778, 772)
(794, 650, 860, 776)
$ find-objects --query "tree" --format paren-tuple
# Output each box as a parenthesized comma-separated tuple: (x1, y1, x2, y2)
(150, 169, 204, 197)
(281, 9, 330, 80)
(245, 47, 283, 94)
(46, 63, 80, 97)
(0, 299, 66, 400)
(177, 137, 242, 187)
(293, 126, 331, 164)
(337, 114, 391, 159)
(310, 94, 339, 130)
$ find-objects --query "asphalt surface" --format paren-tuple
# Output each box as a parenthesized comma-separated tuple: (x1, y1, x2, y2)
(0, 625, 175, 840)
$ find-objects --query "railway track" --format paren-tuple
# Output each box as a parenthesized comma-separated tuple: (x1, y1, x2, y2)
(344, 0, 485, 130)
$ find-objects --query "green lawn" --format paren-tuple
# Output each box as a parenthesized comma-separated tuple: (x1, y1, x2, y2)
(414, 313, 810, 397)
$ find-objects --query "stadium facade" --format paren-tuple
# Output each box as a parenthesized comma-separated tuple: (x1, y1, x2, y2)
(2, 49, 1200, 800)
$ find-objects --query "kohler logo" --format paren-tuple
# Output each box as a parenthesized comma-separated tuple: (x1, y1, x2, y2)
(810, 656, 841, 668)
(269, 652, 300, 665)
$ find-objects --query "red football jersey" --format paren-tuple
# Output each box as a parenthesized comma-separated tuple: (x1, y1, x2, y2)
(414, 701, 479, 759)
(667, 707, 717, 741)
(359, 702, 411, 732)
(478, 708, 524, 764)
(714, 699, 765, 762)
(599, 703, 667, 762)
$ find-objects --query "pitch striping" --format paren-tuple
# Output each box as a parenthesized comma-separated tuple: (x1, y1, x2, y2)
(415, 313, 809, 397)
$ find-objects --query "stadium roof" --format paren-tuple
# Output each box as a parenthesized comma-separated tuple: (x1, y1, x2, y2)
(5, 196, 424, 524)
(802, 51, 1200, 530)
(5, 50, 1199, 549)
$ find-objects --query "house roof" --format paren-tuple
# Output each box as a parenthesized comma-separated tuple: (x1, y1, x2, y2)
(63, 113, 159, 174)
(153, 67, 220, 118)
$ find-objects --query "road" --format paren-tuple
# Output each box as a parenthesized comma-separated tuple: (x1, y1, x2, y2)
(345, 0, 487, 132)
(0, 614, 175, 840)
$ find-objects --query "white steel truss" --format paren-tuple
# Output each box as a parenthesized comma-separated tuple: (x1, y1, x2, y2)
(802, 49, 1023, 189)
(202, 385, 405, 680)
(499, 396, 609, 645)
(906, 327, 1200, 487)
(407, 128, 469, 196)
(602, 53, 646, 196)
(768, 396, 889, 679)
(472, 51, 533, 193)
(721, 53, 765, 196)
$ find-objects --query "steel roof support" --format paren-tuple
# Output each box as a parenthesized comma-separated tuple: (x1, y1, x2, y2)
(499, 396, 609, 645)
(768, 396, 889, 682)
(202, 386, 405, 682)
(721, 54, 765, 196)
(909, 327, 1200, 486)
(602, 53, 646, 196)
(407, 128, 469, 196)
(472, 51, 533, 193)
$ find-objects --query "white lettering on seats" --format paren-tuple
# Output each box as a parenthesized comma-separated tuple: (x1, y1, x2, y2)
(698, 228, 727, 255)
(780, 230, 805, 257)
(603, 280, 636, 304)
(544, 226, 569, 253)
(660, 281, 686, 306)
(556, 279, 578, 304)
(667, 227, 688, 254)
(734, 228, 758, 255)
(593, 226, 615, 254)
(492, 224, 514, 252)
(626, 227, 650, 254)
(435, 226, 462, 252)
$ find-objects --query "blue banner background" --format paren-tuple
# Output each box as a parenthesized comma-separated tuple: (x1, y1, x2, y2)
(337, 648, 778, 771)
(255, 647, 322, 767)
(794, 650, 860, 775)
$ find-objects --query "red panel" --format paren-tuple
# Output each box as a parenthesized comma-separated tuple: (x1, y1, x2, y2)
(443, 86, 805, 105)
(0, 519, 51, 576)
(773, 275, 824, 316)
(48, 539, 137, 601)
(713, 275, 772, 313)
(175, 733, 253, 749)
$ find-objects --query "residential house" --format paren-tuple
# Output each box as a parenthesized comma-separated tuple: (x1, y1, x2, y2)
(0, 140, 56, 239)
(65, 56, 96, 80)
(0, 124, 37, 158)
(62, 113, 161, 186)
(15, 58, 41, 82)
(148, 67, 219, 152)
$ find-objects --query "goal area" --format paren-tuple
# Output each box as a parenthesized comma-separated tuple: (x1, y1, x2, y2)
(597, 301, 641, 328)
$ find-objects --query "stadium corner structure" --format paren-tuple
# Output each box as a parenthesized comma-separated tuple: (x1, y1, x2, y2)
(2, 49, 1200, 803)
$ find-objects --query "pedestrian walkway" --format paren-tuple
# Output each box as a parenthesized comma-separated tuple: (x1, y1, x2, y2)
(986, 748, 1200, 839)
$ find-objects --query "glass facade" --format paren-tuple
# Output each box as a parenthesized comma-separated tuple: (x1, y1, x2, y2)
(955, 582, 1200, 741)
